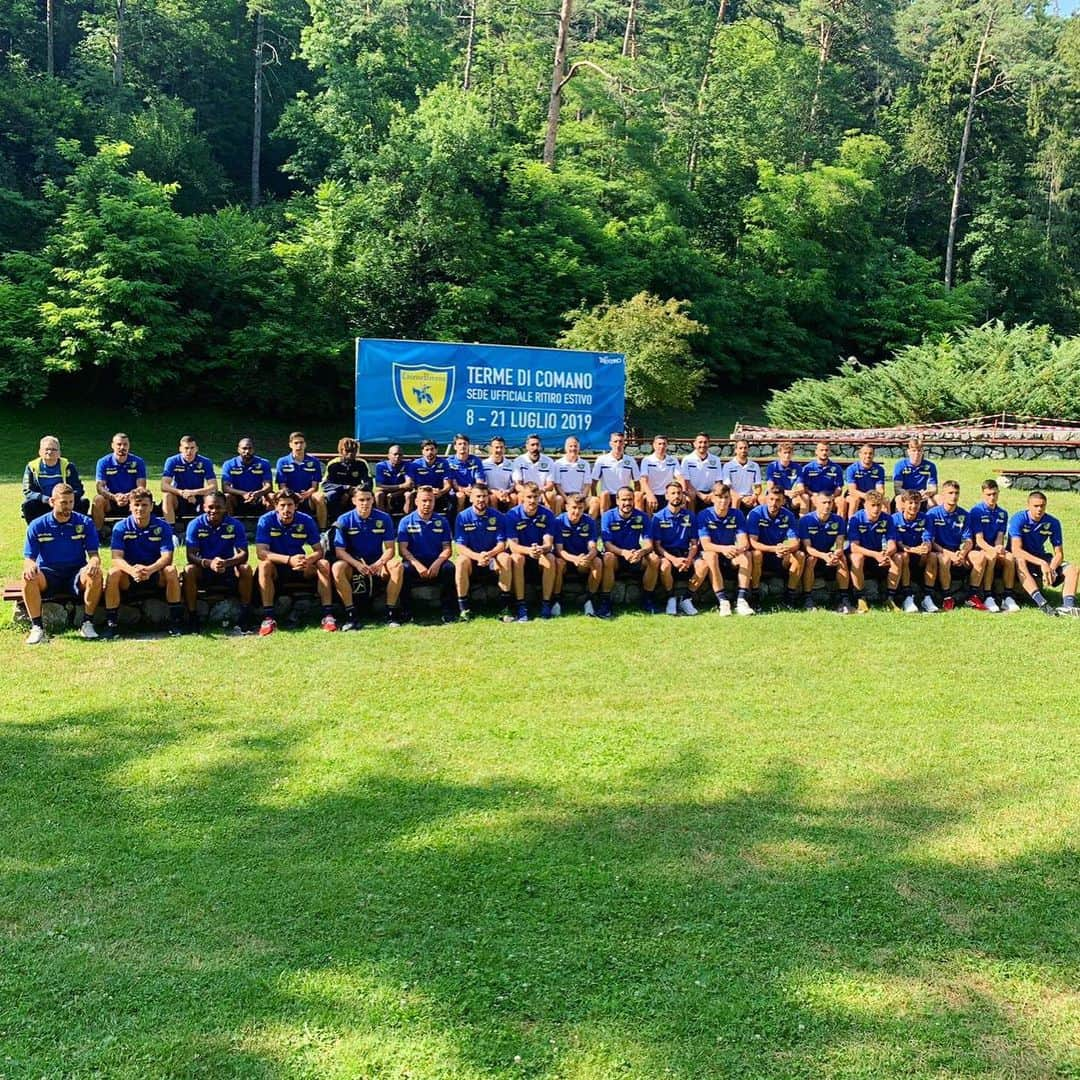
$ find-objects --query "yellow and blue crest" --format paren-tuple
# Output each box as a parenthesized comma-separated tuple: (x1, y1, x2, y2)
(392, 363, 455, 423)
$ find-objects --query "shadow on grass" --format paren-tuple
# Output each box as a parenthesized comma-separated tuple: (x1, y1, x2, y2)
(0, 713, 1076, 1078)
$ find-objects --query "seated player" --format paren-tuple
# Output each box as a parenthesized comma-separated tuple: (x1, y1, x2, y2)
(104, 487, 183, 638)
(505, 481, 558, 620)
(798, 491, 851, 613)
(554, 493, 604, 617)
(255, 488, 336, 635)
(681, 432, 723, 512)
(396, 484, 456, 624)
(375, 444, 412, 515)
(446, 434, 484, 517)
(746, 484, 804, 609)
(650, 482, 706, 616)
(323, 437, 372, 523)
(21, 483, 102, 644)
(552, 435, 597, 519)
(844, 444, 885, 519)
(162, 435, 218, 527)
(453, 483, 513, 621)
(512, 434, 558, 511)
(697, 482, 754, 616)
(221, 437, 273, 516)
(765, 441, 807, 514)
(637, 434, 682, 515)
(332, 487, 403, 630)
(592, 430, 640, 516)
(600, 485, 660, 614)
(720, 439, 761, 514)
(893, 437, 938, 509)
(93, 432, 148, 531)
(923, 480, 977, 611)
(1008, 490, 1079, 617)
(480, 436, 517, 512)
(891, 489, 938, 613)
(275, 431, 327, 528)
(182, 492, 254, 633)
(405, 439, 453, 516)
(967, 478, 1018, 613)
(22, 436, 87, 522)
(846, 491, 900, 612)
(799, 441, 846, 519)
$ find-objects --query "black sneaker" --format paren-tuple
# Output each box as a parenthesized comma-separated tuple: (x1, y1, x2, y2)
(167, 622, 184, 637)
(1041, 603, 1060, 618)
(100, 624, 118, 641)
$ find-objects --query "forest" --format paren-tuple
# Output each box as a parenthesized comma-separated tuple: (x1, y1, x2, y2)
(1, 0, 1077, 412)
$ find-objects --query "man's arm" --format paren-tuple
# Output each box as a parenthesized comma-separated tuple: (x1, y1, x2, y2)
(22, 464, 47, 505)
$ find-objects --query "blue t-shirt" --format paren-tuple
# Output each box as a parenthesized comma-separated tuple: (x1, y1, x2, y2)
(554, 512, 597, 556)
(397, 511, 452, 564)
(844, 462, 885, 493)
(112, 514, 174, 564)
(1008, 510, 1063, 558)
(96, 452, 147, 495)
(601, 507, 650, 551)
(799, 460, 844, 495)
(405, 457, 450, 491)
(891, 510, 928, 550)
(446, 454, 483, 489)
(185, 514, 248, 562)
(221, 454, 272, 493)
(650, 506, 698, 556)
(846, 509, 895, 552)
(967, 501, 1009, 546)
(893, 458, 938, 491)
(334, 508, 395, 563)
(255, 510, 321, 557)
(28, 459, 81, 500)
(765, 460, 802, 491)
(163, 453, 216, 491)
(923, 505, 969, 551)
(24, 512, 98, 572)
(746, 504, 798, 547)
(697, 507, 748, 547)
(798, 511, 845, 553)
(505, 504, 557, 548)
(275, 454, 323, 495)
(454, 506, 507, 551)
(375, 460, 409, 487)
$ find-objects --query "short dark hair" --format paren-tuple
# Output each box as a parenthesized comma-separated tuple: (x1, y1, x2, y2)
(275, 488, 297, 505)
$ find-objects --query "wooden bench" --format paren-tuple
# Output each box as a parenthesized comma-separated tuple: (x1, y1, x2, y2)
(995, 468, 1080, 492)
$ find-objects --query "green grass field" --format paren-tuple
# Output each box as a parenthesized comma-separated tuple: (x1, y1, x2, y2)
(1, 403, 1078, 1078)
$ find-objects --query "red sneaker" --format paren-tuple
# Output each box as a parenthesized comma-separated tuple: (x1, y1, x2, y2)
(258, 617, 277, 636)
(321, 615, 338, 632)
(964, 596, 988, 611)
(942, 596, 956, 611)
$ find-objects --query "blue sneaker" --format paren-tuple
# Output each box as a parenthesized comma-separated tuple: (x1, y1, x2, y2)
(515, 605, 529, 623)
(540, 601, 553, 619)
(641, 598, 658, 615)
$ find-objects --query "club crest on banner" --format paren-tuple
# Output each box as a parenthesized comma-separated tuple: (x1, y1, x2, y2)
(392, 363, 455, 423)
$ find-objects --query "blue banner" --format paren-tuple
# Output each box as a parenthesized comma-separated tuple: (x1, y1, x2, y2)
(356, 339, 625, 451)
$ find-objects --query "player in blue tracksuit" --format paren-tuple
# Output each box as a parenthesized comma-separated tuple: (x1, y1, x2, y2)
(182, 492, 254, 632)
(799, 441, 846, 517)
(843, 445, 886, 519)
(333, 487, 403, 629)
(396, 484, 456, 623)
(922, 480, 974, 609)
(554, 493, 604, 616)
(453, 484, 513, 620)
(505, 483, 558, 620)
(221, 437, 274, 515)
(1008, 490, 1079, 616)
(650, 482, 706, 615)
(846, 491, 899, 611)
(601, 486, 661, 614)
(797, 491, 851, 612)
(966, 478, 1016, 612)
(746, 484, 804, 608)
(162, 435, 218, 527)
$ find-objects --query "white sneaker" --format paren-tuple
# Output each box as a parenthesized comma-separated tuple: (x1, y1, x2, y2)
(678, 597, 699, 616)
(26, 625, 48, 645)
(666, 597, 678, 616)
(583, 599, 595, 617)
(1058, 604, 1080, 617)
(902, 596, 918, 614)
(920, 596, 939, 613)
(550, 602, 561, 618)
(735, 598, 756, 616)
(983, 596, 1000, 613)
(1001, 596, 1020, 613)
(718, 598, 732, 617)
(79, 618, 99, 639)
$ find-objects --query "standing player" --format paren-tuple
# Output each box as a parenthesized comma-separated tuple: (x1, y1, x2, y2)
(332, 487, 403, 630)
(182, 492, 255, 633)
(798, 491, 851, 613)
(552, 435, 596, 518)
(446, 434, 484, 517)
(221, 437, 273, 516)
(505, 482, 558, 620)
(720, 439, 762, 514)
(681, 433, 723, 512)
(21, 483, 102, 644)
(891, 489, 938, 612)
(591, 431, 640, 516)
(600, 486, 660, 614)
(844, 444, 886, 519)
(104, 488, 182, 638)
(893, 437, 938, 508)
(638, 434, 682, 515)
(697, 482, 754, 616)
(93, 433, 148, 531)
(275, 432, 327, 528)
(396, 485, 456, 624)
(554, 493, 604, 616)
(967, 479, 1017, 613)
(1008, 490, 1079, 616)
(799, 441, 846, 519)
(765, 441, 807, 513)
(454, 483, 513, 621)
(511, 434, 558, 511)
(161, 435, 217, 527)
(746, 484, 804, 609)
(255, 489, 336, 635)
(323, 437, 372, 523)
(375, 445, 412, 515)
(22, 436, 87, 522)
(650, 482, 706, 616)
(480, 436, 516, 512)
(846, 491, 900, 612)
(922, 480, 976, 611)
(405, 439, 453, 515)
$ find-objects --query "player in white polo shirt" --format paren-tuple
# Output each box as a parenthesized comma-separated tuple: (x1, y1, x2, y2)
(591, 430, 640, 515)
(637, 434, 683, 514)
(681, 433, 723, 512)
(481, 435, 517, 512)
(720, 439, 762, 513)
(552, 435, 597, 518)
(512, 434, 558, 511)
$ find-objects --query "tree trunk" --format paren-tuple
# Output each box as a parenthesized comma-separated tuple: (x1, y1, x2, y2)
(805, 19, 834, 153)
(462, 0, 477, 90)
(621, 0, 637, 58)
(46, 0, 54, 75)
(686, 0, 727, 187)
(251, 9, 264, 209)
(113, 0, 124, 86)
(542, 0, 574, 167)
(945, 5, 995, 290)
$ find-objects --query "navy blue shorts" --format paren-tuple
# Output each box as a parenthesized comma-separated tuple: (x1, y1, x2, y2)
(197, 567, 241, 593)
(40, 566, 84, 598)
(760, 552, 789, 576)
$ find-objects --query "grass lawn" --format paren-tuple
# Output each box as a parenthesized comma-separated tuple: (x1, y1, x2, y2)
(0, 406, 1078, 1078)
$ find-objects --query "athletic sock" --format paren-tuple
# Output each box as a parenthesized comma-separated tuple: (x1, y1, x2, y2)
(501, 591, 513, 612)
(346, 605, 357, 623)
(169, 603, 183, 625)
(457, 596, 469, 613)
(262, 604, 274, 619)
(239, 603, 252, 626)
(737, 588, 748, 601)
(321, 604, 333, 617)
(714, 590, 725, 606)
(783, 588, 796, 605)
(106, 607, 119, 627)
(597, 591, 610, 607)
(1032, 589, 1048, 608)
(855, 589, 865, 602)
(553, 593, 563, 605)
(887, 589, 898, 602)
(1064, 596, 1076, 609)
(30, 615, 43, 628)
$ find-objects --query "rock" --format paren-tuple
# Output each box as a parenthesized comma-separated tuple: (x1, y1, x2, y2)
(118, 603, 141, 628)
(40, 602, 70, 633)
(611, 580, 642, 607)
(209, 599, 242, 626)
(272, 594, 293, 618)
(290, 595, 319, 624)
(141, 598, 170, 628)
